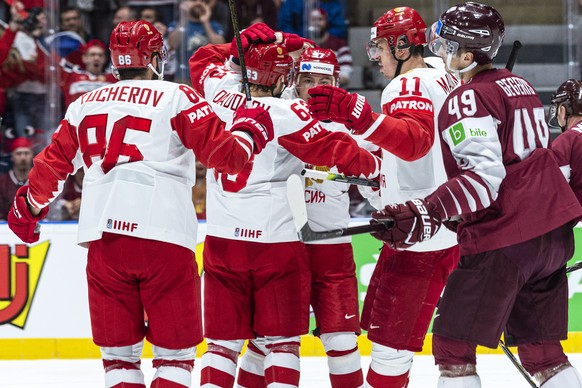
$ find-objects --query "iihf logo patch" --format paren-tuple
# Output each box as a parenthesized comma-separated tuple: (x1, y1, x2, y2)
(301, 63, 312, 71)
(235, 227, 240, 237)
(107, 219, 112, 229)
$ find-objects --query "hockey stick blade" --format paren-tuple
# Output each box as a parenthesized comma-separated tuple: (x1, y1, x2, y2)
(567, 261, 582, 273)
(286, 174, 392, 242)
(301, 168, 380, 188)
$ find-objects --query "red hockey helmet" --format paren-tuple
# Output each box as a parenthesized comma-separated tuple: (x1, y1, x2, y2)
(549, 79, 582, 130)
(294, 48, 340, 83)
(244, 43, 293, 87)
(370, 7, 427, 49)
(429, 2, 505, 65)
(109, 20, 166, 70)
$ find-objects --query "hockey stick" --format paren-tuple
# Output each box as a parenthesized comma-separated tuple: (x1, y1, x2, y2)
(499, 339, 538, 388)
(567, 261, 582, 273)
(286, 174, 392, 242)
(505, 40, 522, 71)
(301, 168, 380, 188)
(227, 0, 252, 106)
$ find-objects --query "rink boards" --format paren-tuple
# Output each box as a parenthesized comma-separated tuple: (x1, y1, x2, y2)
(0, 222, 581, 359)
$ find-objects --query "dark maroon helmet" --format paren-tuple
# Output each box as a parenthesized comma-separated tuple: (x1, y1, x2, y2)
(433, 2, 505, 65)
(549, 79, 582, 129)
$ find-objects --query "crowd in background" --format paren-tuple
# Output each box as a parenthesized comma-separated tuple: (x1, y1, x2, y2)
(0, 0, 362, 221)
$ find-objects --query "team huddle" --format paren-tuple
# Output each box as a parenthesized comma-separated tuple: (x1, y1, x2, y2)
(6, 1, 582, 388)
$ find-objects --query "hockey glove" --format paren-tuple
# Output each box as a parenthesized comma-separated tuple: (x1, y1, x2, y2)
(232, 104, 274, 154)
(279, 32, 315, 52)
(307, 85, 373, 134)
(8, 185, 48, 244)
(370, 198, 441, 250)
(230, 23, 277, 61)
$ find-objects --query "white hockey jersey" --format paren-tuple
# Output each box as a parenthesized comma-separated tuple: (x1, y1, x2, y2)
(190, 44, 380, 243)
(28, 79, 256, 251)
(377, 64, 459, 252)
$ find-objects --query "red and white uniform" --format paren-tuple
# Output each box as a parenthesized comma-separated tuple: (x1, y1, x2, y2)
(28, 79, 256, 252)
(59, 59, 117, 108)
(0, 27, 46, 90)
(23, 75, 257, 388)
(190, 44, 380, 244)
(190, 44, 379, 388)
(377, 64, 459, 251)
(360, 63, 461, 386)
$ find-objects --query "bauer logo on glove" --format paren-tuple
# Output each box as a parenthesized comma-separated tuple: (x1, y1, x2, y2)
(370, 198, 442, 250)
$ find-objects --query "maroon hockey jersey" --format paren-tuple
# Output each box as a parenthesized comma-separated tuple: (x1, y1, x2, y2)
(428, 68, 582, 255)
(552, 122, 582, 205)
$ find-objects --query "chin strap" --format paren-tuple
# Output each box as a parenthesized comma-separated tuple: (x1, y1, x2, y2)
(446, 53, 478, 79)
(390, 45, 412, 79)
(147, 62, 165, 80)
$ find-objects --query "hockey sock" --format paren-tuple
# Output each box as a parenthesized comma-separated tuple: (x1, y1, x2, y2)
(102, 343, 146, 388)
(151, 345, 195, 388)
(237, 339, 267, 387)
(365, 342, 413, 388)
(264, 336, 301, 387)
(321, 332, 364, 388)
(201, 339, 244, 388)
(103, 360, 146, 388)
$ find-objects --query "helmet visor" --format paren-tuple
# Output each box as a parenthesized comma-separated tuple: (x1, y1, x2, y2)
(547, 103, 560, 128)
(366, 40, 383, 61)
(428, 21, 459, 58)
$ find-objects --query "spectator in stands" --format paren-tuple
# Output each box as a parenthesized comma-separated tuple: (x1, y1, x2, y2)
(167, 0, 225, 82)
(208, 0, 230, 40)
(126, 0, 177, 26)
(191, 160, 207, 220)
(227, 0, 277, 39)
(140, 7, 168, 36)
(308, 8, 352, 86)
(51, 6, 90, 66)
(112, 5, 139, 26)
(278, 0, 347, 40)
(0, 1, 49, 152)
(72, 0, 121, 46)
(59, 39, 117, 109)
(0, 137, 33, 220)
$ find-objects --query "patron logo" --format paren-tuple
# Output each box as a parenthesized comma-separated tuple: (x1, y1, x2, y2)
(0, 242, 49, 328)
